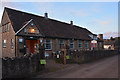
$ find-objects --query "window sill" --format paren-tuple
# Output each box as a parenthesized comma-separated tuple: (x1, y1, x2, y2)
(45, 49, 52, 51)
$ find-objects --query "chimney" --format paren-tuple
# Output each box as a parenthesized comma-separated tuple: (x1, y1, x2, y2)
(98, 34, 103, 40)
(70, 21, 73, 25)
(44, 12, 48, 19)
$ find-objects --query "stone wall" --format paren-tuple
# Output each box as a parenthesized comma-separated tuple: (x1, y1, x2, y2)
(2, 44, 45, 78)
(66, 50, 118, 64)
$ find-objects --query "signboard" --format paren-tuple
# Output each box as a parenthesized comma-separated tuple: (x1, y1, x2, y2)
(40, 60, 46, 64)
(91, 40, 97, 47)
(66, 56, 70, 59)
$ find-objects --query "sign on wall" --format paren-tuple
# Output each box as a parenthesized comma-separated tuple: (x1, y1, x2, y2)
(91, 40, 97, 47)
(40, 60, 46, 64)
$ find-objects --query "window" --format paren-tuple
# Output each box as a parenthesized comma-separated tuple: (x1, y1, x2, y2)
(99, 42, 102, 48)
(85, 41, 88, 48)
(7, 23, 9, 31)
(11, 39, 14, 48)
(78, 40, 82, 48)
(59, 40, 64, 49)
(5, 25, 7, 32)
(2, 26, 4, 32)
(45, 39, 52, 50)
(70, 40, 74, 49)
(3, 40, 6, 48)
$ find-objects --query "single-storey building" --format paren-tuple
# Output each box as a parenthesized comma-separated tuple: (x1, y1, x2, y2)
(1, 7, 103, 58)
(104, 37, 120, 50)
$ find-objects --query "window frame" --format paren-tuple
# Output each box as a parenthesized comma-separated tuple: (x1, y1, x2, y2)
(2, 25, 4, 32)
(11, 39, 14, 49)
(78, 40, 82, 48)
(70, 40, 74, 49)
(59, 40, 64, 49)
(7, 23, 9, 31)
(44, 39, 52, 50)
(85, 41, 88, 48)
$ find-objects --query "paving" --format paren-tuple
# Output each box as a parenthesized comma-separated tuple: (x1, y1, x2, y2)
(35, 55, 118, 78)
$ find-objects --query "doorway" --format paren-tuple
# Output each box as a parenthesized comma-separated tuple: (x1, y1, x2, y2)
(26, 40, 40, 54)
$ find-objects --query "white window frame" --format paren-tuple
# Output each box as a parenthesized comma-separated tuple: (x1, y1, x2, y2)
(3, 40, 6, 48)
(59, 40, 64, 49)
(70, 40, 74, 49)
(45, 39, 52, 50)
(78, 40, 82, 48)
(85, 41, 88, 48)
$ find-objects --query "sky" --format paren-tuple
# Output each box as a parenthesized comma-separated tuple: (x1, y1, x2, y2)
(0, 1, 119, 39)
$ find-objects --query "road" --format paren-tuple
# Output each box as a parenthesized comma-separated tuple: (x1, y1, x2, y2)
(35, 55, 118, 78)
(0, 58, 2, 79)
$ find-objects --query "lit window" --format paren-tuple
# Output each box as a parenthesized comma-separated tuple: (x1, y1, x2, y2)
(59, 40, 64, 49)
(45, 39, 52, 50)
(78, 40, 82, 48)
(85, 41, 88, 48)
(3, 40, 6, 48)
(70, 40, 74, 49)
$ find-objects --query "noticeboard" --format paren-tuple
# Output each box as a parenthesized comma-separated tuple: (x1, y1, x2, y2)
(66, 56, 70, 59)
(40, 60, 46, 64)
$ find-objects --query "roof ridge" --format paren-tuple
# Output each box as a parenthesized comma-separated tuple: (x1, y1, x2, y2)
(5, 7, 88, 30)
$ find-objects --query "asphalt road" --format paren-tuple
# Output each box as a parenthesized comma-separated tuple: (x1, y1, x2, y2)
(36, 55, 118, 78)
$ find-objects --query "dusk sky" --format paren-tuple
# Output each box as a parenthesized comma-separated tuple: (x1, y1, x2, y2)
(0, 2, 118, 39)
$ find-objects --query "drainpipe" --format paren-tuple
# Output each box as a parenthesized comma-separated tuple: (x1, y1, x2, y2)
(15, 35, 16, 56)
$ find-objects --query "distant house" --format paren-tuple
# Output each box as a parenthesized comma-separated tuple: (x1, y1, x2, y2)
(104, 37, 120, 50)
(1, 7, 103, 58)
(104, 40, 115, 50)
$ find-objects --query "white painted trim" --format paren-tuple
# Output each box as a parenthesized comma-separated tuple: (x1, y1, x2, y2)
(15, 19, 33, 35)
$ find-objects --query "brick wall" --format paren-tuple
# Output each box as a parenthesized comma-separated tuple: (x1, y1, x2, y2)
(1, 10, 16, 58)
(2, 23, 15, 58)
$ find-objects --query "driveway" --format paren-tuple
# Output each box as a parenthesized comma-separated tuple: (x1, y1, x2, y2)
(35, 55, 118, 78)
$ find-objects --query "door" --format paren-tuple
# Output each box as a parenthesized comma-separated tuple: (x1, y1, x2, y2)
(26, 40, 40, 53)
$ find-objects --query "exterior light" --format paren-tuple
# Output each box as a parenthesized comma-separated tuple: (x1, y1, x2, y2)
(31, 29, 35, 33)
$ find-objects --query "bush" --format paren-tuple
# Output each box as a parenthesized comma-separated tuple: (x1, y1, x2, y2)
(55, 58, 62, 64)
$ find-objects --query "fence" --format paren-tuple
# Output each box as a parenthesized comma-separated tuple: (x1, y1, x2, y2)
(66, 50, 118, 64)
(2, 44, 45, 78)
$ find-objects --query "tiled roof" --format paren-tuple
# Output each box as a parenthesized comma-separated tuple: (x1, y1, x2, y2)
(4, 7, 95, 40)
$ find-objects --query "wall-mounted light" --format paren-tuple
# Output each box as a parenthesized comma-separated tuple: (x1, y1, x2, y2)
(19, 38, 23, 42)
(30, 29, 35, 33)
